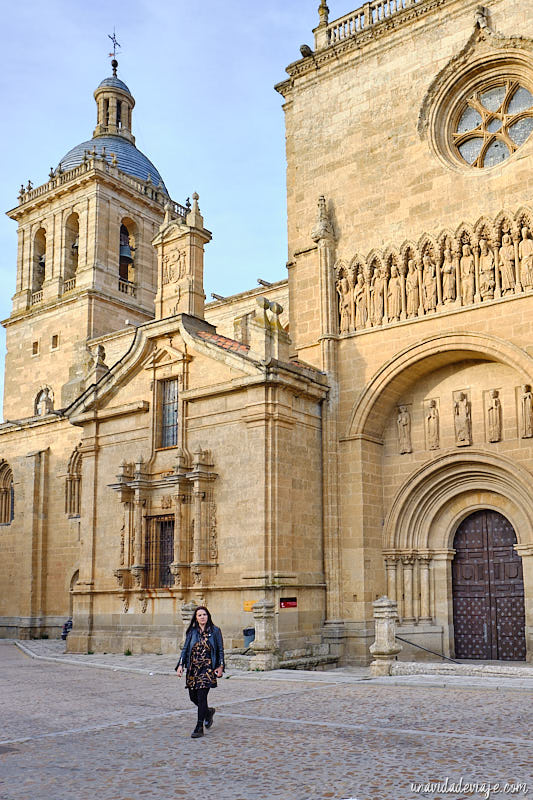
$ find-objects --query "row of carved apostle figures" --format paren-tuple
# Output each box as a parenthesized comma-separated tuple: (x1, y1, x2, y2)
(335, 224, 533, 334)
(396, 385, 533, 455)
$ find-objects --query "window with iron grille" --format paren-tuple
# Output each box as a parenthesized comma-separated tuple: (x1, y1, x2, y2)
(145, 516, 175, 588)
(160, 379, 178, 448)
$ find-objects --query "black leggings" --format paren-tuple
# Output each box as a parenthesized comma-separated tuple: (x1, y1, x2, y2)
(188, 688, 210, 724)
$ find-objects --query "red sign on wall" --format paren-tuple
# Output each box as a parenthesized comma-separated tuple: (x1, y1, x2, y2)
(280, 597, 297, 608)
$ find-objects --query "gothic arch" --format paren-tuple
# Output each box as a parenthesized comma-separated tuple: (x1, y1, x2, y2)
(384, 450, 533, 552)
(0, 460, 14, 524)
(346, 331, 533, 440)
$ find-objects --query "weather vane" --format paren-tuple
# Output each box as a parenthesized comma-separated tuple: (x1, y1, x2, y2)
(108, 29, 121, 60)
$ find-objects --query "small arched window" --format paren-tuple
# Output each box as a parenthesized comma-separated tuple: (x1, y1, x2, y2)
(64, 213, 79, 290)
(35, 387, 54, 417)
(0, 460, 14, 524)
(65, 445, 82, 517)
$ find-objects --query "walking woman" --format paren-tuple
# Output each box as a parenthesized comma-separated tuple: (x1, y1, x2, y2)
(175, 606, 224, 738)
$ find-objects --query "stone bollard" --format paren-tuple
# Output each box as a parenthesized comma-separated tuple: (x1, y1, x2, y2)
(250, 598, 279, 670)
(180, 601, 197, 647)
(369, 596, 402, 676)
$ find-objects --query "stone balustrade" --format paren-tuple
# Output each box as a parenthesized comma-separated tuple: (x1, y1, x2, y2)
(325, 0, 422, 45)
(16, 159, 188, 220)
(63, 277, 76, 293)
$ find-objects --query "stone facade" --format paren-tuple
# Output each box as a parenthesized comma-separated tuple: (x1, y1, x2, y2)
(1, 0, 533, 665)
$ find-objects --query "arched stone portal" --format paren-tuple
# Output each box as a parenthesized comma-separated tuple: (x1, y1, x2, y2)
(382, 451, 533, 661)
(452, 510, 526, 660)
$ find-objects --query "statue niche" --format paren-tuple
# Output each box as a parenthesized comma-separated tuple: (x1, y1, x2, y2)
(405, 259, 419, 319)
(519, 226, 533, 290)
(499, 232, 516, 295)
(441, 244, 456, 305)
(354, 271, 368, 330)
(387, 264, 402, 322)
(460, 243, 475, 306)
(336, 269, 352, 334)
(397, 405, 412, 454)
(454, 391, 472, 446)
(425, 399, 440, 450)
(487, 389, 502, 443)
(479, 239, 495, 301)
(422, 252, 437, 313)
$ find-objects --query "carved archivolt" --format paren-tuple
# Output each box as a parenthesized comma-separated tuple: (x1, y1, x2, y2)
(347, 331, 533, 440)
(335, 206, 533, 335)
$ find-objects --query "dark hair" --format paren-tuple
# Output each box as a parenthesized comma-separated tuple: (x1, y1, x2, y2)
(185, 606, 214, 636)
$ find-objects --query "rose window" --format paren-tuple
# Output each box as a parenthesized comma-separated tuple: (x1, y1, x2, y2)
(453, 81, 533, 168)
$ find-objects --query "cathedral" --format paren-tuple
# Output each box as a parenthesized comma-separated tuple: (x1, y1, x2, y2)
(1, 0, 532, 666)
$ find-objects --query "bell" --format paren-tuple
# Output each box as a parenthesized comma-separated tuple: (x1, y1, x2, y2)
(119, 244, 133, 263)
(71, 236, 79, 252)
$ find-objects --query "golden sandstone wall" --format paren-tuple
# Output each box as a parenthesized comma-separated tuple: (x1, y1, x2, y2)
(277, 0, 533, 661)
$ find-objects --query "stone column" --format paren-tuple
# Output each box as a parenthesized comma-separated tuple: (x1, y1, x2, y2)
(432, 549, 456, 657)
(250, 599, 279, 670)
(384, 555, 398, 605)
(402, 555, 415, 622)
(418, 554, 432, 622)
(369, 596, 402, 676)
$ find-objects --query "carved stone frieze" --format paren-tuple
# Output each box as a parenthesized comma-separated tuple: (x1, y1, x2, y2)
(334, 206, 533, 335)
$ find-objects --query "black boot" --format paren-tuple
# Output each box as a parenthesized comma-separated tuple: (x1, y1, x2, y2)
(191, 722, 204, 738)
(205, 708, 216, 729)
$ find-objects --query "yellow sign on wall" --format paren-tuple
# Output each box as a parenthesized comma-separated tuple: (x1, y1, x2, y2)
(243, 600, 257, 612)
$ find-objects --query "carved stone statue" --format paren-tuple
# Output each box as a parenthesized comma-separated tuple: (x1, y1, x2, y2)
(454, 392, 472, 446)
(354, 272, 368, 329)
(406, 259, 419, 318)
(441, 246, 456, 304)
(387, 265, 402, 322)
(520, 384, 533, 438)
(36, 387, 53, 417)
(336, 273, 352, 334)
(397, 405, 412, 454)
(479, 239, 495, 300)
(422, 253, 437, 313)
(371, 267, 386, 326)
(460, 244, 475, 305)
(499, 233, 515, 295)
(519, 226, 533, 290)
(426, 399, 440, 450)
(93, 344, 107, 368)
(487, 389, 502, 443)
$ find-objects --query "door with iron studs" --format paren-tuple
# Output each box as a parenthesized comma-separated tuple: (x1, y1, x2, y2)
(452, 510, 526, 660)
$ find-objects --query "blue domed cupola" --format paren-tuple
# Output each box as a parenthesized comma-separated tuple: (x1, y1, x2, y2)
(57, 59, 168, 193)
(93, 58, 135, 143)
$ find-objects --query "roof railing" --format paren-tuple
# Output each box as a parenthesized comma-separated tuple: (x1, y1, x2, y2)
(321, 0, 422, 46)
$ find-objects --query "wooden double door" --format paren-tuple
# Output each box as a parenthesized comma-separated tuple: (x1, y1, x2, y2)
(452, 510, 526, 660)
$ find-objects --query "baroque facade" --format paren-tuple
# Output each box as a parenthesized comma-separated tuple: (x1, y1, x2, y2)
(1, 0, 533, 665)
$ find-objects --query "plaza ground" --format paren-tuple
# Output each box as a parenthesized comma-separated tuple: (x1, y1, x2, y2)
(0, 641, 532, 800)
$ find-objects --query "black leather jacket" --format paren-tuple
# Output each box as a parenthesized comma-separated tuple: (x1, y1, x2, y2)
(175, 625, 224, 671)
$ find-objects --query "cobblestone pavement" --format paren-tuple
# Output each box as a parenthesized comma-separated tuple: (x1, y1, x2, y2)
(1, 641, 532, 800)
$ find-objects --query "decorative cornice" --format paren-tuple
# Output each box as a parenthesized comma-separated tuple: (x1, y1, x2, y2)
(276, 0, 455, 97)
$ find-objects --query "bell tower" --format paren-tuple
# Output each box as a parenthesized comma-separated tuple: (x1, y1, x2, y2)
(3, 61, 189, 419)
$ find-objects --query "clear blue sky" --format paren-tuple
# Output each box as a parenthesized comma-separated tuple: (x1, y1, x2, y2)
(0, 0, 350, 418)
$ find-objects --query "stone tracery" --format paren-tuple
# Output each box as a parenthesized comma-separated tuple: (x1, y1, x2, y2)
(334, 206, 533, 334)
